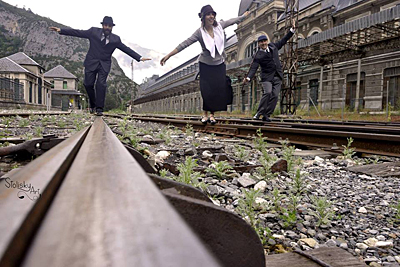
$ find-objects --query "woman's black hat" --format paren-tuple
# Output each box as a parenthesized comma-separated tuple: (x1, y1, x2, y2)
(198, 5, 216, 19)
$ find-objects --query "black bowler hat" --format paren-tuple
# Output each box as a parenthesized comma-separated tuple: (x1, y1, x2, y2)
(198, 5, 216, 19)
(257, 35, 268, 42)
(101, 16, 115, 26)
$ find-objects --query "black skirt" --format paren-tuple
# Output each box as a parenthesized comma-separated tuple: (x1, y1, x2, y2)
(199, 62, 231, 112)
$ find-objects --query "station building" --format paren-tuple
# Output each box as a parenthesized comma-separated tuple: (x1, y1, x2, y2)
(135, 0, 400, 114)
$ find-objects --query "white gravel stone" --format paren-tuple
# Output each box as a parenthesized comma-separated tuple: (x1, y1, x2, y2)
(358, 207, 368, 213)
(356, 243, 369, 250)
(375, 241, 393, 249)
(254, 181, 267, 192)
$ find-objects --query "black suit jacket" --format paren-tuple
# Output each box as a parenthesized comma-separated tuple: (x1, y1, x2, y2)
(247, 30, 294, 82)
(60, 27, 141, 73)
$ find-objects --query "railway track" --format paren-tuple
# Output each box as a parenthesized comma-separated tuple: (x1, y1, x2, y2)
(0, 115, 373, 266)
(0, 117, 265, 267)
(105, 114, 400, 157)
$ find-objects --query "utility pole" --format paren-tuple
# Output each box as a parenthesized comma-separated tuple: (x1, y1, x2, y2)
(131, 60, 134, 113)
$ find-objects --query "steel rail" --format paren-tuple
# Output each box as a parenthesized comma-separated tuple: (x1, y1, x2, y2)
(120, 113, 400, 129)
(113, 115, 400, 157)
(0, 111, 72, 118)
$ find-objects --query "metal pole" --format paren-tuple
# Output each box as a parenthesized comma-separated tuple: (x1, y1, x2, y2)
(355, 59, 361, 112)
(131, 60, 134, 114)
(342, 83, 345, 121)
(386, 80, 389, 118)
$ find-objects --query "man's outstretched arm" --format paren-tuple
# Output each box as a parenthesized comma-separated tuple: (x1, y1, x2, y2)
(274, 18, 297, 50)
(117, 41, 151, 62)
(49, 26, 91, 39)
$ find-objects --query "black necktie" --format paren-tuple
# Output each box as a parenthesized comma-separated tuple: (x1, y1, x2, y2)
(101, 37, 107, 46)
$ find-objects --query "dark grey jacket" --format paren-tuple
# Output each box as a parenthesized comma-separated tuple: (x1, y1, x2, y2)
(247, 30, 294, 82)
(60, 27, 141, 73)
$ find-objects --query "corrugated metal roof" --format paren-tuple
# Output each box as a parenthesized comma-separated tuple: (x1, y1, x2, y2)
(7, 52, 41, 66)
(0, 57, 30, 73)
(44, 65, 77, 79)
(298, 4, 400, 48)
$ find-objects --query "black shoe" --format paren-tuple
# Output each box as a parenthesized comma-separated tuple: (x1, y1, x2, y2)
(95, 108, 103, 116)
(89, 108, 95, 114)
(262, 117, 271, 122)
(253, 113, 261, 120)
(201, 116, 208, 124)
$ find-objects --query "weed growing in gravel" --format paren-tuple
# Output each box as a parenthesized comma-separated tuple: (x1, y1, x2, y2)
(1, 117, 12, 127)
(234, 145, 250, 162)
(176, 156, 205, 189)
(185, 123, 194, 137)
(342, 137, 356, 159)
(126, 133, 141, 149)
(237, 188, 273, 245)
(291, 169, 308, 196)
(391, 200, 400, 223)
(73, 120, 84, 132)
(237, 188, 262, 227)
(157, 130, 172, 145)
(34, 126, 44, 137)
(57, 120, 66, 128)
(280, 139, 297, 172)
(18, 117, 29, 127)
(364, 157, 380, 165)
(254, 128, 268, 151)
(23, 133, 33, 141)
(310, 196, 335, 227)
(280, 194, 300, 228)
(206, 161, 233, 179)
(159, 169, 168, 178)
(270, 188, 284, 213)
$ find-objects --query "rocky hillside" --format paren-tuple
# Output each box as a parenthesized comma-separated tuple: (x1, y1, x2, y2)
(0, 0, 136, 110)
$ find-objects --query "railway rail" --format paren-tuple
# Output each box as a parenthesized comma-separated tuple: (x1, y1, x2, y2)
(106, 114, 400, 157)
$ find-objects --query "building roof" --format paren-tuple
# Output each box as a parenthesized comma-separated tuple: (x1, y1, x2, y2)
(7, 52, 41, 66)
(44, 65, 77, 79)
(0, 57, 31, 73)
(336, 0, 366, 12)
(278, 0, 322, 21)
(239, 0, 254, 16)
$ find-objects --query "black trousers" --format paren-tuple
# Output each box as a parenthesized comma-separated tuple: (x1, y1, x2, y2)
(84, 63, 108, 110)
(256, 76, 282, 117)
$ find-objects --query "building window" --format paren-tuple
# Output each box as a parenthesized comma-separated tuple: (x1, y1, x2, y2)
(29, 81, 33, 103)
(51, 80, 54, 89)
(245, 41, 259, 58)
(383, 67, 400, 109)
(63, 81, 67, 89)
(346, 73, 365, 111)
(309, 79, 319, 106)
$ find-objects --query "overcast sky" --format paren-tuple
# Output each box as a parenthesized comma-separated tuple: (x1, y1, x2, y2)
(3, 0, 243, 83)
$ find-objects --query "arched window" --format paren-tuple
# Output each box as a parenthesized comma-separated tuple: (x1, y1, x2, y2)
(245, 41, 259, 58)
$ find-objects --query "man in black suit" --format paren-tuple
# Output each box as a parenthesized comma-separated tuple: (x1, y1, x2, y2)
(244, 19, 296, 122)
(50, 16, 150, 116)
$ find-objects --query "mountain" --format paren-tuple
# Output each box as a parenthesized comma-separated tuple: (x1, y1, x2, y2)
(0, 0, 136, 110)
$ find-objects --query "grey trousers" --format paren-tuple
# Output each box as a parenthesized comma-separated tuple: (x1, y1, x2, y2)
(256, 76, 282, 117)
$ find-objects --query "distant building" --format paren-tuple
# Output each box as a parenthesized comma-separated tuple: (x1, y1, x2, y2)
(44, 65, 83, 110)
(0, 52, 52, 109)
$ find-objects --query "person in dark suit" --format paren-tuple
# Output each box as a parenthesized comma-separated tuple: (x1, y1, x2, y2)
(50, 16, 150, 116)
(243, 19, 296, 122)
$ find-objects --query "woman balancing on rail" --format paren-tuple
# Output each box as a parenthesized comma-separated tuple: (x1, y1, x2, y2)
(160, 5, 249, 124)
